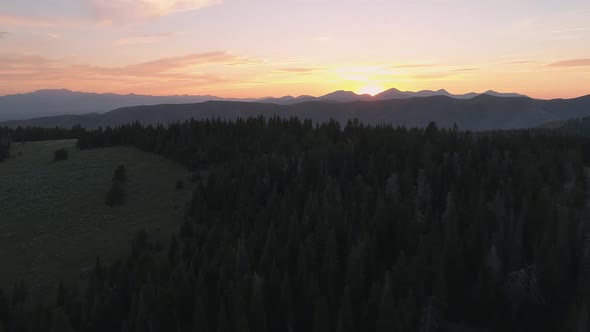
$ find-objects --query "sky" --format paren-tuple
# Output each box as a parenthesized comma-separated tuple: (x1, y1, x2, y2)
(0, 0, 589, 99)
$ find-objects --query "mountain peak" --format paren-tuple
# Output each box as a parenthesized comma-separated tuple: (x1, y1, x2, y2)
(481, 90, 526, 98)
(321, 90, 358, 96)
(32, 88, 75, 95)
(319, 90, 369, 102)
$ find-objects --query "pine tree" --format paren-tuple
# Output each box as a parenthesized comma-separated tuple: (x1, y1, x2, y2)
(313, 296, 330, 332)
(50, 307, 73, 332)
(114, 164, 127, 182)
(377, 275, 397, 332)
(192, 296, 208, 332)
(217, 300, 230, 332)
(249, 275, 267, 332)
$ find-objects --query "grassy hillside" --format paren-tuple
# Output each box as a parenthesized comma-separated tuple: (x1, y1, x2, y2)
(0, 140, 190, 293)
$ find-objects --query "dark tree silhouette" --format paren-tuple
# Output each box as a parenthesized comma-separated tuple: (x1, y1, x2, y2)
(106, 164, 127, 206)
(4, 117, 590, 331)
(53, 148, 69, 161)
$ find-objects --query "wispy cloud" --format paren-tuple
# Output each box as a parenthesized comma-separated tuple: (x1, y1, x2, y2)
(1, 2, 222, 27)
(86, 0, 222, 23)
(33, 31, 64, 38)
(0, 51, 257, 95)
(0, 54, 54, 67)
(451, 68, 479, 72)
(390, 63, 437, 69)
(78, 51, 249, 78)
(225, 58, 265, 66)
(410, 69, 477, 80)
(117, 32, 178, 45)
(545, 36, 578, 41)
(277, 68, 323, 73)
(506, 60, 538, 64)
(411, 73, 458, 79)
(548, 59, 590, 67)
(0, 32, 8, 39)
(0, 51, 256, 89)
(0, 14, 78, 27)
(548, 27, 590, 34)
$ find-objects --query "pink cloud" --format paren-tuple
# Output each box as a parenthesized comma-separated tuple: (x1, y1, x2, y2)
(548, 59, 590, 67)
(277, 68, 323, 73)
(390, 63, 437, 69)
(0, 51, 257, 95)
(117, 32, 177, 45)
(86, 0, 222, 23)
(451, 68, 479, 72)
(33, 31, 64, 38)
(0, 14, 78, 27)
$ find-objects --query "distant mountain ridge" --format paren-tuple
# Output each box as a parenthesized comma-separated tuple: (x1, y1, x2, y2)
(3, 94, 590, 131)
(0, 88, 527, 121)
(260, 88, 525, 105)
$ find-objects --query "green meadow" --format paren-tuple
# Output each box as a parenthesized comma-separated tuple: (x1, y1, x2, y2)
(0, 140, 190, 293)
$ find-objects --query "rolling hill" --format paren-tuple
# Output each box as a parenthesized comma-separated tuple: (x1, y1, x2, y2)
(0, 140, 190, 293)
(0, 88, 530, 121)
(2, 94, 590, 131)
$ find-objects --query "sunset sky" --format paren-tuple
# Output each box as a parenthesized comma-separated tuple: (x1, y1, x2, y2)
(0, 0, 589, 99)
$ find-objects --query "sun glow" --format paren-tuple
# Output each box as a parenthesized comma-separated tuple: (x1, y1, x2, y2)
(357, 85, 384, 96)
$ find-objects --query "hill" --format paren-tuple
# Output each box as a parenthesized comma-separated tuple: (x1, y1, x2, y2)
(0, 88, 530, 121)
(3, 118, 590, 331)
(0, 89, 249, 121)
(3, 94, 590, 131)
(0, 140, 190, 293)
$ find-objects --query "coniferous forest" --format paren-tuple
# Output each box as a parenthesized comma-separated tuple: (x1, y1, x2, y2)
(0, 129, 10, 162)
(3, 117, 590, 331)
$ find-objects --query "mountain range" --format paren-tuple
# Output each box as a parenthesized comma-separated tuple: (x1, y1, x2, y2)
(0, 88, 526, 121)
(3, 94, 590, 131)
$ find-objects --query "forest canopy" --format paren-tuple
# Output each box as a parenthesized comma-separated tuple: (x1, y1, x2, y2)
(2, 117, 590, 332)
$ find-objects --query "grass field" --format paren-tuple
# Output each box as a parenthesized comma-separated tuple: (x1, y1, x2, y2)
(0, 140, 190, 293)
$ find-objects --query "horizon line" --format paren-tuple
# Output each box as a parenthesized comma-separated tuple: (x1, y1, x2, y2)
(3, 87, 588, 101)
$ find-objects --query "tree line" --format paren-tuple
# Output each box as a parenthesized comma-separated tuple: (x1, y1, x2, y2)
(2, 117, 590, 331)
(0, 128, 10, 162)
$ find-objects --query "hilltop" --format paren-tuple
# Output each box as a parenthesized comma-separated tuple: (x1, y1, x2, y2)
(0, 140, 190, 292)
(3, 94, 590, 131)
(0, 88, 529, 121)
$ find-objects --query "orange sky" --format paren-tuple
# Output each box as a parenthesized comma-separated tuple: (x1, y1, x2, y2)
(1, 0, 589, 99)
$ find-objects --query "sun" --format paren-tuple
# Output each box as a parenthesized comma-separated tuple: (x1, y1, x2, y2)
(357, 85, 383, 96)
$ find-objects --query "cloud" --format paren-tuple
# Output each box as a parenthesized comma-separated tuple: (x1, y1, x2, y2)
(0, 14, 78, 27)
(0, 32, 8, 39)
(451, 68, 479, 72)
(0, 51, 260, 94)
(410, 70, 475, 80)
(390, 63, 437, 69)
(0, 54, 54, 67)
(548, 27, 590, 34)
(117, 32, 177, 45)
(33, 32, 64, 38)
(548, 59, 590, 67)
(545, 36, 578, 41)
(277, 68, 322, 73)
(506, 60, 538, 64)
(112, 51, 243, 76)
(411, 73, 457, 79)
(1, 2, 222, 27)
(86, 0, 222, 22)
(0, 51, 257, 95)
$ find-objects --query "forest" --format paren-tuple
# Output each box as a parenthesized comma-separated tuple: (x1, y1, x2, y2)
(2, 117, 590, 331)
(0, 129, 10, 162)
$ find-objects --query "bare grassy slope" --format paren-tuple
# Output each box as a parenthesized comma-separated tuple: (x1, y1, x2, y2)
(0, 140, 190, 292)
